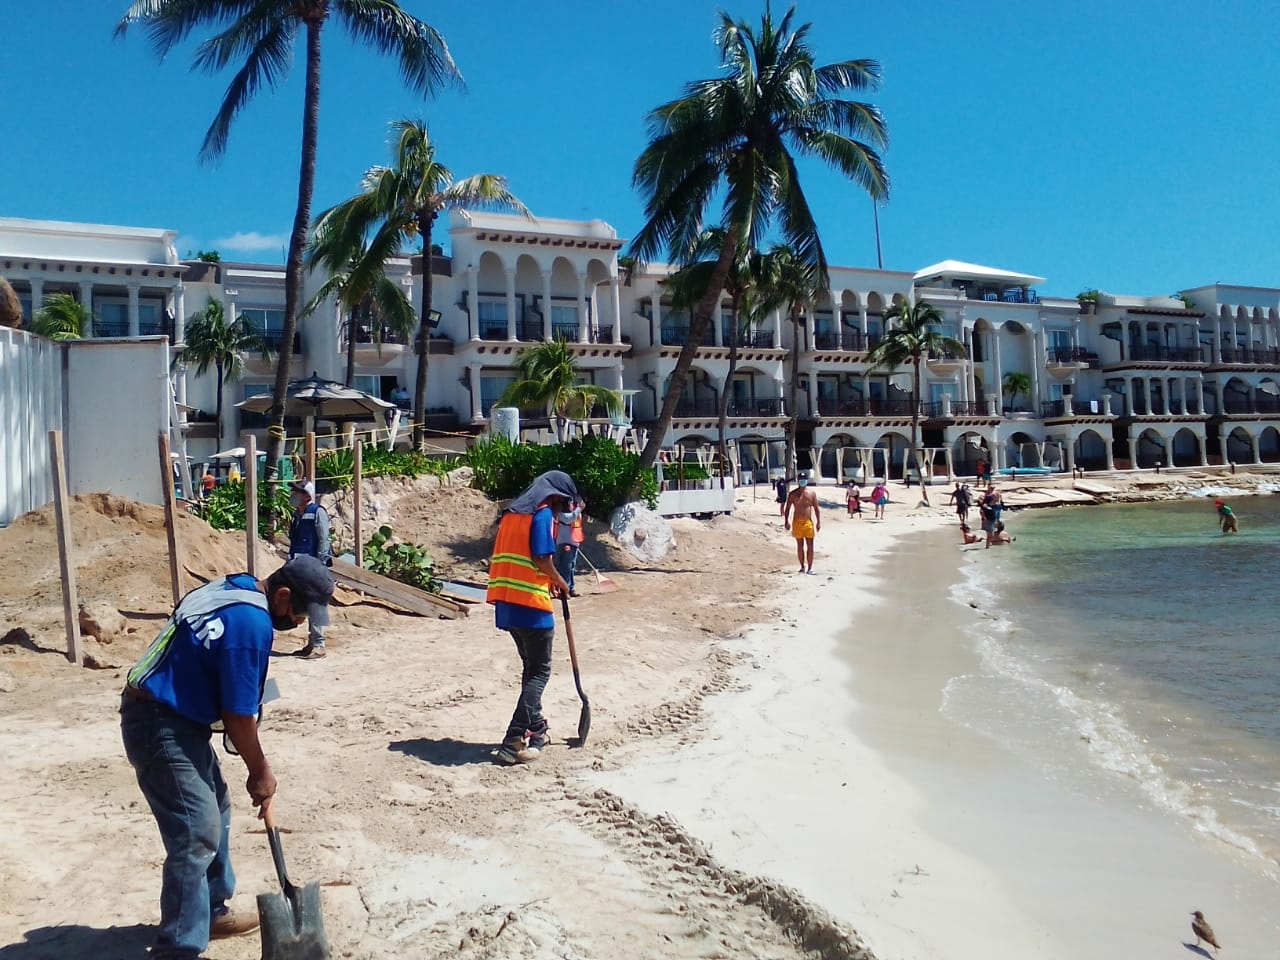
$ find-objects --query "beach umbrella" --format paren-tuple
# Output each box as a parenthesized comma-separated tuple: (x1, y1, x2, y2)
(234, 372, 395, 422)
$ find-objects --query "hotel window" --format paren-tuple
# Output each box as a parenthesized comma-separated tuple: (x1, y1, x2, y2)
(95, 301, 130, 337)
(239, 307, 284, 334)
(929, 382, 956, 404)
(477, 299, 508, 337)
(550, 304, 578, 338)
(353, 375, 380, 397)
(480, 375, 516, 415)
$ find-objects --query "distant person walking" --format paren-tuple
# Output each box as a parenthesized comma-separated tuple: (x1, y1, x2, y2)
(949, 482, 971, 523)
(287, 480, 332, 659)
(870, 482, 889, 520)
(774, 476, 789, 516)
(846, 483, 862, 518)
(784, 473, 821, 573)
(555, 497, 585, 597)
(1215, 499, 1239, 534)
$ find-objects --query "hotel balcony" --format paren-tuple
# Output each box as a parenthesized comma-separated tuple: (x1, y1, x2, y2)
(346, 322, 409, 360)
(476, 319, 614, 345)
(660, 323, 715, 348)
(1209, 346, 1280, 368)
(922, 399, 998, 421)
(925, 345, 967, 375)
(1102, 344, 1205, 369)
(1039, 398, 1116, 421)
(1045, 346, 1099, 377)
(726, 397, 784, 417)
(822, 398, 916, 418)
(811, 330, 880, 353)
(1214, 395, 1280, 418)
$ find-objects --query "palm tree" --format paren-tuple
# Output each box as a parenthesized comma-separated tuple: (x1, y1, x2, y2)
(304, 234, 415, 388)
(31, 292, 93, 341)
(627, 4, 888, 471)
(1003, 371, 1032, 413)
(117, 2, 460, 482)
(496, 339, 621, 444)
(866, 300, 966, 482)
(173, 297, 273, 442)
(311, 120, 529, 450)
(0, 277, 22, 329)
(754, 244, 820, 476)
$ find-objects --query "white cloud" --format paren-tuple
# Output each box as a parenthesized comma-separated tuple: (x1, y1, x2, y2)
(213, 230, 289, 253)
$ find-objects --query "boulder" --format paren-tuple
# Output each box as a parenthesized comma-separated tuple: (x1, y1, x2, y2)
(609, 502, 675, 562)
(78, 601, 127, 643)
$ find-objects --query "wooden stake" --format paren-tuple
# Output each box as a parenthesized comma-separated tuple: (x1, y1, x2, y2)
(158, 433, 183, 607)
(245, 433, 258, 577)
(352, 439, 363, 567)
(306, 431, 317, 489)
(49, 430, 82, 665)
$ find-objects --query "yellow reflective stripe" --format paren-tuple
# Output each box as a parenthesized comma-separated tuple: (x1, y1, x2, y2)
(491, 553, 538, 569)
(127, 621, 177, 686)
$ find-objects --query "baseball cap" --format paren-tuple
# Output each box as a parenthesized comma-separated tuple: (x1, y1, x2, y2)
(292, 479, 315, 498)
(270, 555, 334, 626)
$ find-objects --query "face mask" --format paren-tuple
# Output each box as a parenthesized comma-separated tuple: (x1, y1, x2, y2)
(289, 493, 303, 509)
(272, 610, 302, 631)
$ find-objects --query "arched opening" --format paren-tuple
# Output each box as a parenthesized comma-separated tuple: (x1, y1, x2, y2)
(1005, 430, 1042, 468)
(1259, 426, 1280, 463)
(874, 430, 910, 480)
(1075, 429, 1108, 470)
(1135, 428, 1167, 469)
(664, 367, 717, 417)
(952, 431, 988, 476)
(819, 432, 857, 481)
(1226, 426, 1254, 464)
(1171, 427, 1200, 467)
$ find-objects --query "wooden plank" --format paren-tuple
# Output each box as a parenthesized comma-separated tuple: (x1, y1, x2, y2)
(330, 559, 468, 619)
(306, 431, 316, 489)
(158, 433, 183, 607)
(49, 430, 82, 665)
(352, 440, 363, 567)
(244, 433, 258, 578)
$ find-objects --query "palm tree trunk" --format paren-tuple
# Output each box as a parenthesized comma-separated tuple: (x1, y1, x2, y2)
(785, 303, 801, 476)
(716, 300, 740, 489)
(266, 17, 323, 499)
(215, 360, 225, 447)
(909, 354, 921, 483)
(413, 213, 437, 451)
(637, 234, 739, 471)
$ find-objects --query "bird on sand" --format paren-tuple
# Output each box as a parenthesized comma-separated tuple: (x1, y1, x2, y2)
(1191, 910, 1221, 954)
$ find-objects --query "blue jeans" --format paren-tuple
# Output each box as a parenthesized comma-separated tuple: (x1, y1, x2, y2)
(505, 627, 553, 742)
(121, 696, 235, 960)
(554, 543, 579, 593)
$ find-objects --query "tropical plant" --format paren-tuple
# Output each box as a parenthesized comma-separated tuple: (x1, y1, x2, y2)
(1076, 289, 1100, 302)
(866, 300, 966, 480)
(196, 250, 221, 263)
(363, 524, 440, 593)
(1002, 371, 1033, 411)
(173, 298, 273, 441)
(496, 339, 621, 443)
(310, 120, 528, 450)
(30, 292, 93, 341)
(465, 433, 658, 519)
(117, 2, 461, 486)
(197, 480, 292, 538)
(753, 244, 820, 475)
(304, 234, 416, 387)
(0, 277, 22, 329)
(626, 4, 888, 471)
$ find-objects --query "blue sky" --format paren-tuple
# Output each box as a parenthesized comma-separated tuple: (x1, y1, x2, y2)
(2, 1, 1276, 298)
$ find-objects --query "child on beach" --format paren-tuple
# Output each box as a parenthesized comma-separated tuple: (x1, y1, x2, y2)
(1215, 499, 1238, 534)
(871, 483, 888, 520)
(960, 523, 981, 545)
(846, 484, 862, 518)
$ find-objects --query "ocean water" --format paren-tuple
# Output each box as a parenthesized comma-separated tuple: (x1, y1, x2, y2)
(944, 491, 1280, 874)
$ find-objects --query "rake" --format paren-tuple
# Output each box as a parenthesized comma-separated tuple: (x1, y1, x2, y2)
(578, 551, 618, 593)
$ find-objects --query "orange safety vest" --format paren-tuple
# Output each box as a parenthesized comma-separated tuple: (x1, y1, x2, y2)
(486, 511, 553, 612)
(553, 510, 585, 545)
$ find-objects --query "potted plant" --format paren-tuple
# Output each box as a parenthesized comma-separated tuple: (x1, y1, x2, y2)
(1077, 289, 1100, 316)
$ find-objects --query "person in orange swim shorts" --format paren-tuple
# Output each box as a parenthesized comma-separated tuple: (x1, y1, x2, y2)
(783, 472, 822, 574)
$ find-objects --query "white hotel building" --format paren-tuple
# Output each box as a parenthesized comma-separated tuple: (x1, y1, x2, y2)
(4, 212, 1280, 481)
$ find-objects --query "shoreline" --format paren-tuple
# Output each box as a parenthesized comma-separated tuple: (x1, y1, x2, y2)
(595, 487, 1280, 958)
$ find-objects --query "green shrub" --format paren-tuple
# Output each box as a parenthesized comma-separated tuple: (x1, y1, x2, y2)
(363, 524, 440, 593)
(465, 434, 658, 520)
(195, 481, 292, 538)
(316, 443, 459, 489)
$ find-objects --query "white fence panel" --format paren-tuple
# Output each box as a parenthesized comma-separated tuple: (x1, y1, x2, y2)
(0, 328, 63, 527)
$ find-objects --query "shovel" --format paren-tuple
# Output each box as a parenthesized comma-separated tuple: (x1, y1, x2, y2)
(559, 591, 591, 746)
(256, 800, 331, 960)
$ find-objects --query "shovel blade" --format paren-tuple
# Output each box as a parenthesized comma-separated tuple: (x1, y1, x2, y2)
(257, 882, 331, 960)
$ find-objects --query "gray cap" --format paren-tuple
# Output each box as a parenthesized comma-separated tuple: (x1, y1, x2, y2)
(271, 555, 334, 626)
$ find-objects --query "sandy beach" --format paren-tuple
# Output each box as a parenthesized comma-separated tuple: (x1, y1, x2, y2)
(2, 474, 1279, 959)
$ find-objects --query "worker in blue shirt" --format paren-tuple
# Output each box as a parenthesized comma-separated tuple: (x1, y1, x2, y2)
(287, 479, 332, 659)
(120, 556, 333, 960)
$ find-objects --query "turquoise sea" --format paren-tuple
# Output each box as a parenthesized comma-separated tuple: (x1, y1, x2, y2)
(945, 488, 1280, 873)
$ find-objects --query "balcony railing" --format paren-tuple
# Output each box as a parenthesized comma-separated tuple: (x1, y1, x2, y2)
(672, 398, 719, 417)
(829, 399, 916, 417)
(261, 330, 302, 354)
(515, 320, 543, 342)
(1218, 347, 1280, 365)
(726, 397, 783, 417)
(1039, 399, 1106, 418)
(479, 323, 509, 341)
(1222, 396, 1280, 415)
(1046, 346, 1091, 364)
(93, 320, 130, 338)
(352, 323, 409, 346)
(1121, 344, 1204, 363)
(661, 324, 715, 347)
(551, 321, 578, 341)
(592, 326, 614, 344)
(926, 346, 967, 362)
(745, 329, 775, 348)
(811, 331, 877, 351)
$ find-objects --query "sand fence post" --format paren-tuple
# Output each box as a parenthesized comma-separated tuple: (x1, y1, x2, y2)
(306, 431, 317, 489)
(48, 430, 82, 665)
(158, 433, 183, 607)
(352, 437, 363, 565)
(244, 433, 258, 578)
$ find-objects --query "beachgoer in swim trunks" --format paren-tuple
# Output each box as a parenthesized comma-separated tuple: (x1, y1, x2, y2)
(784, 473, 822, 574)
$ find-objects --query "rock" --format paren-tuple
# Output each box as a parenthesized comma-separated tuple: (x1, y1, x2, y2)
(78, 602, 127, 643)
(81, 636, 125, 670)
(0, 668, 15, 692)
(609, 502, 675, 562)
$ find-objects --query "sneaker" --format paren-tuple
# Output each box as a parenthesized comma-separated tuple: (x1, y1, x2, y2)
(296, 644, 327, 660)
(517, 727, 550, 762)
(210, 906, 259, 939)
(495, 735, 527, 765)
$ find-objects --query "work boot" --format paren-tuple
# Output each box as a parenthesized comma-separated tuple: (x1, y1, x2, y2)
(517, 727, 550, 762)
(210, 905, 259, 939)
(495, 735, 527, 765)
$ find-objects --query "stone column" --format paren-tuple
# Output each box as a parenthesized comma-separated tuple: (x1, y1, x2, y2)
(1197, 378, 1206, 415)
(468, 363, 484, 422)
(576, 272, 588, 343)
(830, 289, 842, 350)
(1127, 436, 1138, 468)
(1212, 315, 1222, 363)
(505, 268, 518, 341)
(651, 292, 663, 346)
(78, 281, 95, 333)
(174, 284, 187, 406)
(28, 278, 44, 321)
(991, 329, 1003, 413)
(1065, 434, 1076, 473)
(858, 301, 868, 340)
(1102, 394, 1113, 417)
(808, 372, 819, 417)
(775, 376, 785, 416)
(127, 282, 141, 337)
(610, 277, 623, 344)
(540, 270, 553, 341)
(1252, 431, 1262, 464)
(1197, 433, 1208, 467)
(1104, 432, 1115, 471)
(467, 267, 480, 340)
(1030, 329, 1042, 407)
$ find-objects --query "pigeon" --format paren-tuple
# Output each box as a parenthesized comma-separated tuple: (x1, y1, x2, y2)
(1191, 910, 1221, 954)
